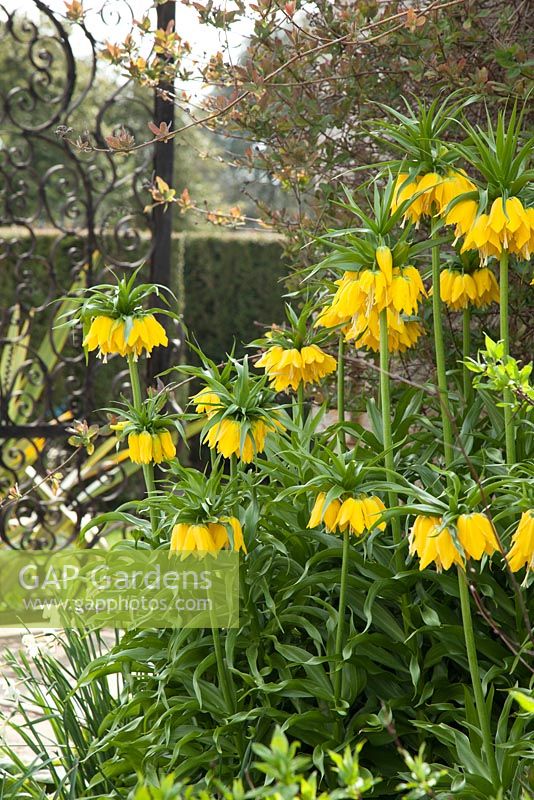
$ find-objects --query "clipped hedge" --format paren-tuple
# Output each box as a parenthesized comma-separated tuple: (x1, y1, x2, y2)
(175, 231, 286, 361)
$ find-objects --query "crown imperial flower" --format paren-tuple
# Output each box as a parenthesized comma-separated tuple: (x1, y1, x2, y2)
(170, 516, 246, 556)
(128, 428, 176, 464)
(439, 268, 499, 310)
(256, 344, 336, 392)
(83, 313, 168, 359)
(460, 197, 533, 261)
(307, 492, 386, 536)
(409, 515, 464, 572)
(506, 510, 534, 573)
(456, 513, 499, 560)
(375, 246, 393, 283)
(316, 266, 426, 354)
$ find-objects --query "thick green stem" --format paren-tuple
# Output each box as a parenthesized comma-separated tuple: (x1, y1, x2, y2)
(499, 251, 516, 464)
(431, 223, 454, 468)
(297, 381, 305, 427)
(212, 624, 236, 715)
(333, 528, 350, 705)
(337, 334, 346, 452)
(457, 569, 500, 788)
(128, 354, 144, 409)
(379, 310, 410, 633)
(462, 307, 473, 404)
(127, 355, 158, 536)
(379, 310, 402, 562)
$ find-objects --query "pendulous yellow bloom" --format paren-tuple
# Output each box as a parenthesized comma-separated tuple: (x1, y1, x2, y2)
(456, 513, 499, 560)
(444, 199, 478, 241)
(344, 306, 424, 354)
(506, 510, 534, 573)
(316, 265, 425, 354)
(435, 170, 477, 211)
(209, 517, 247, 553)
(375, 246, 393, 283)
(171, 517, 246, 555)
(170, 523, 218, 554)
(392, 170, 476, 225)
(324, 265, 425, 319)
(390, 266, 427, 315)
(461, 197, 533, 261)
(335, 496, 387, 536)
(138, 431, 153, 463)
(307, 492, 386, 536)
(409, 515, 464, 572)
(83, 314, 168, 359)
(391, 172, 438, 223)
(128, 428, 176, 464)
(192, 389, 223, 417)
(256, 344, 337, 391)
(204, 417, 276, 463)
(439, 267, 499, 310)
(307, 492, 342, 532)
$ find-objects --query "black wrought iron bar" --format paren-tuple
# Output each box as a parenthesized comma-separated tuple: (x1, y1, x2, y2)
(148, 0, 177, 384)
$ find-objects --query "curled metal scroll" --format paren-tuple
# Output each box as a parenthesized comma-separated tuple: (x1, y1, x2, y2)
(0, 0, 155, 549)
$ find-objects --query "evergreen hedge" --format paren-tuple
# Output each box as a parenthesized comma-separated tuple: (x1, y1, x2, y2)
(174, 231, 286, 360)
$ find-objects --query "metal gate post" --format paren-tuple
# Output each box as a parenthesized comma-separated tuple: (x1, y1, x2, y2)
(149, 0, 176, 382)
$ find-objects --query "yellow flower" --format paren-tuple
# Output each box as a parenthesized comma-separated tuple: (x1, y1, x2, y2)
(335, 496, 387, 536)
(375, 246, 393, 284)
(204, 417, 276, 463)
(128, 429, 176, 464)
(506, 510, 534, 573)
(316, 265, 415, 326)
(315, 302, 349, 328)
(152, 432, 163, 463)
(487, 197, 527, 245)
(393, 170, 477, 226)
(192, 389, 222, 417)
(126, 315, 168, 358)
(506, 204, 534, 261)
(390, 266, 427, 315)
(110, 420, 128, 432)
(170, 523, 218, 554)
(461, 197, 533, 261)
(128, 432, 140, 462)
(256, 344, 336, 391)
(209, 517, 247, 553)
(308, 493, 385, 535)
(439, 268, 499, 310)
(391, 173, 426, 223)
(307, 492, 342, 532)
(344, 307, 424, 353)
(409, 515, 464, 572)
(456, 513, 499, 560)
(158, 429, 176, 460)
(83, 314, 168, 359)
(316, 264, 425, 354)
(138, 430, 153, 463)
(330, 270, 391, 316)
(391, 172, 439, 223)
(435, 170, 477, 211)
(83, 315, 115, 355)
(445, 199, 479, 241)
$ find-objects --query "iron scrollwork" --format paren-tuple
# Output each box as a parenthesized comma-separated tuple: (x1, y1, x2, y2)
(0, 0, 158, 549)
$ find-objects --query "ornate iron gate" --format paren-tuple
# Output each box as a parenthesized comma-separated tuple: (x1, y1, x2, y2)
(0, 0, 175, 548)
